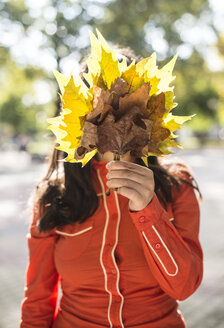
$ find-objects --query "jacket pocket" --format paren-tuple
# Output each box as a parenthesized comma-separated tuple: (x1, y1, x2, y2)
(55, 218, 94, 260)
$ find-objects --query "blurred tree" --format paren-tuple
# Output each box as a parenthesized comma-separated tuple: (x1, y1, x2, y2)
(0, 46, 55, 136)
(0, 0, 223, 149)
(96, 0, 222, 135)
(211, 32, 224, 128)
(97, 0, 210, 57)
(174, 51, 220, 132)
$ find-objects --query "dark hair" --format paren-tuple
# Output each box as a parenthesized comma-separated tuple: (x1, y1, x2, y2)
(33, 46, 202, 233)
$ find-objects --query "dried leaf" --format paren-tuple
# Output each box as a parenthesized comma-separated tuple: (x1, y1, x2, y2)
(97, 106, 153, 157)
(148, 127, 171, 154)
(74, 121, 98, 159)
(47, 74, 92, 163)
(143, 53, 157, 79)
(157, 54, 178, 92)
(158, 137, 183, 155)
(143, 92, 171, 156)
(119, 83, 151, 120)
(76, 79, 153, 160)
(48, 30, 194, 167)
(96, 30, 121, 89)
(118, 57, 128, 74)
(110, 77, 129, 109)
(162, 113, 195, 132)
(143, 53, 160, 96)
(147, 93, 167, 121)
(164, 91, 177, 112)
(86, 85, 112, 122)
(53, 69, 70, 94)
(121, 61, 144, 93)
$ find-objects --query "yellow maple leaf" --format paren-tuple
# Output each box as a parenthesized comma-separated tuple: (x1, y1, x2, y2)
(53, 70, 70, 94)
(83, 31, 101, 88)
(47, 30, 195, 167)
(48, 74, 93, 165)
(96, 30, 121, 89)
(143, 53, 160, 96)
(162, 113, 195, 132)
(118, 57, 128, 74)
(122, 60, 144, 93)
(164, 91, 177, 113)
(156, 54, 178, 93)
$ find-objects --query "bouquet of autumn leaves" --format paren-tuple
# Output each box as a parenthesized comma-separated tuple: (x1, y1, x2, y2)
(47, 29, 195, 168)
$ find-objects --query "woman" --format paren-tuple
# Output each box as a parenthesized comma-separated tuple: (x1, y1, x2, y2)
(20, 49, 203, 328)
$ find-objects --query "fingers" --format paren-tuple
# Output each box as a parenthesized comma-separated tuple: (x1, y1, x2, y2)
(115, 186, 142, 204)
(106, 160, 152, 176)
(106, 169, 151, 185)
(106, 178, 150, 198)
(106, 160, 153, 193)
(105, 160, 154, 211)
(114, 186, 152, 212)
(106, 161, 154, 184)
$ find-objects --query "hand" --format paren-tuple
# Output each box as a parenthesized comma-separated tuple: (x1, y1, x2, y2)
(106, 160, 155, 212)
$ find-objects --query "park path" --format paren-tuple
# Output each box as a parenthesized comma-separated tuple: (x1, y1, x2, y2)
(0, 148, 223, 328)
(178, 148, 224, 328)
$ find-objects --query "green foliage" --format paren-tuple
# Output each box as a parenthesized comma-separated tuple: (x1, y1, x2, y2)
(0, 47, 56, 135)
(0, 0, 223, 144)
(97, 0, 209, 57)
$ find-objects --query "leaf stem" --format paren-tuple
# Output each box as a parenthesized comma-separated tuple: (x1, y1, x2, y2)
(106, 153, 120, 196)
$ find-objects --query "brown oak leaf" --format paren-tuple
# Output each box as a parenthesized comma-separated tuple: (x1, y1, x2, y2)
(145, 92, 171, 154)
(146, 92, 167, 121)
(86, 85, 112, 123)
(74, 121, 98, 159)
(97, 106, 153, 157)
(118, 83, 151, 121)
(147, 127, 170, 154)
(110, 77, 129, 109)
(74, 78, 168, 160)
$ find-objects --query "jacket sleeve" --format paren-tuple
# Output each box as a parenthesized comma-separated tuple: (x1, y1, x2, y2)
(129, 173, 203, 301)
(20, 206, 60, 327)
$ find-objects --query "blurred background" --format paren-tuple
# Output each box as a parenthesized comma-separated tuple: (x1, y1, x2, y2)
(0, 0, 224, 327)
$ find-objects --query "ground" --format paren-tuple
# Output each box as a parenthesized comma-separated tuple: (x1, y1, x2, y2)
(0, 147, 223, 328)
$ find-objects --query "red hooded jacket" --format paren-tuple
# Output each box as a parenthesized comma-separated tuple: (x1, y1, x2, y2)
(20, 157, 203, 328)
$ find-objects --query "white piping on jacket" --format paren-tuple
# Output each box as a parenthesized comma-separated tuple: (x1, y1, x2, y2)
(96, 169, 113, 328)
(113, 191, 125, 328)
(142, 225, 179, 277)
(55, 226, 93, 237)
(96, 170, 125, 328)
